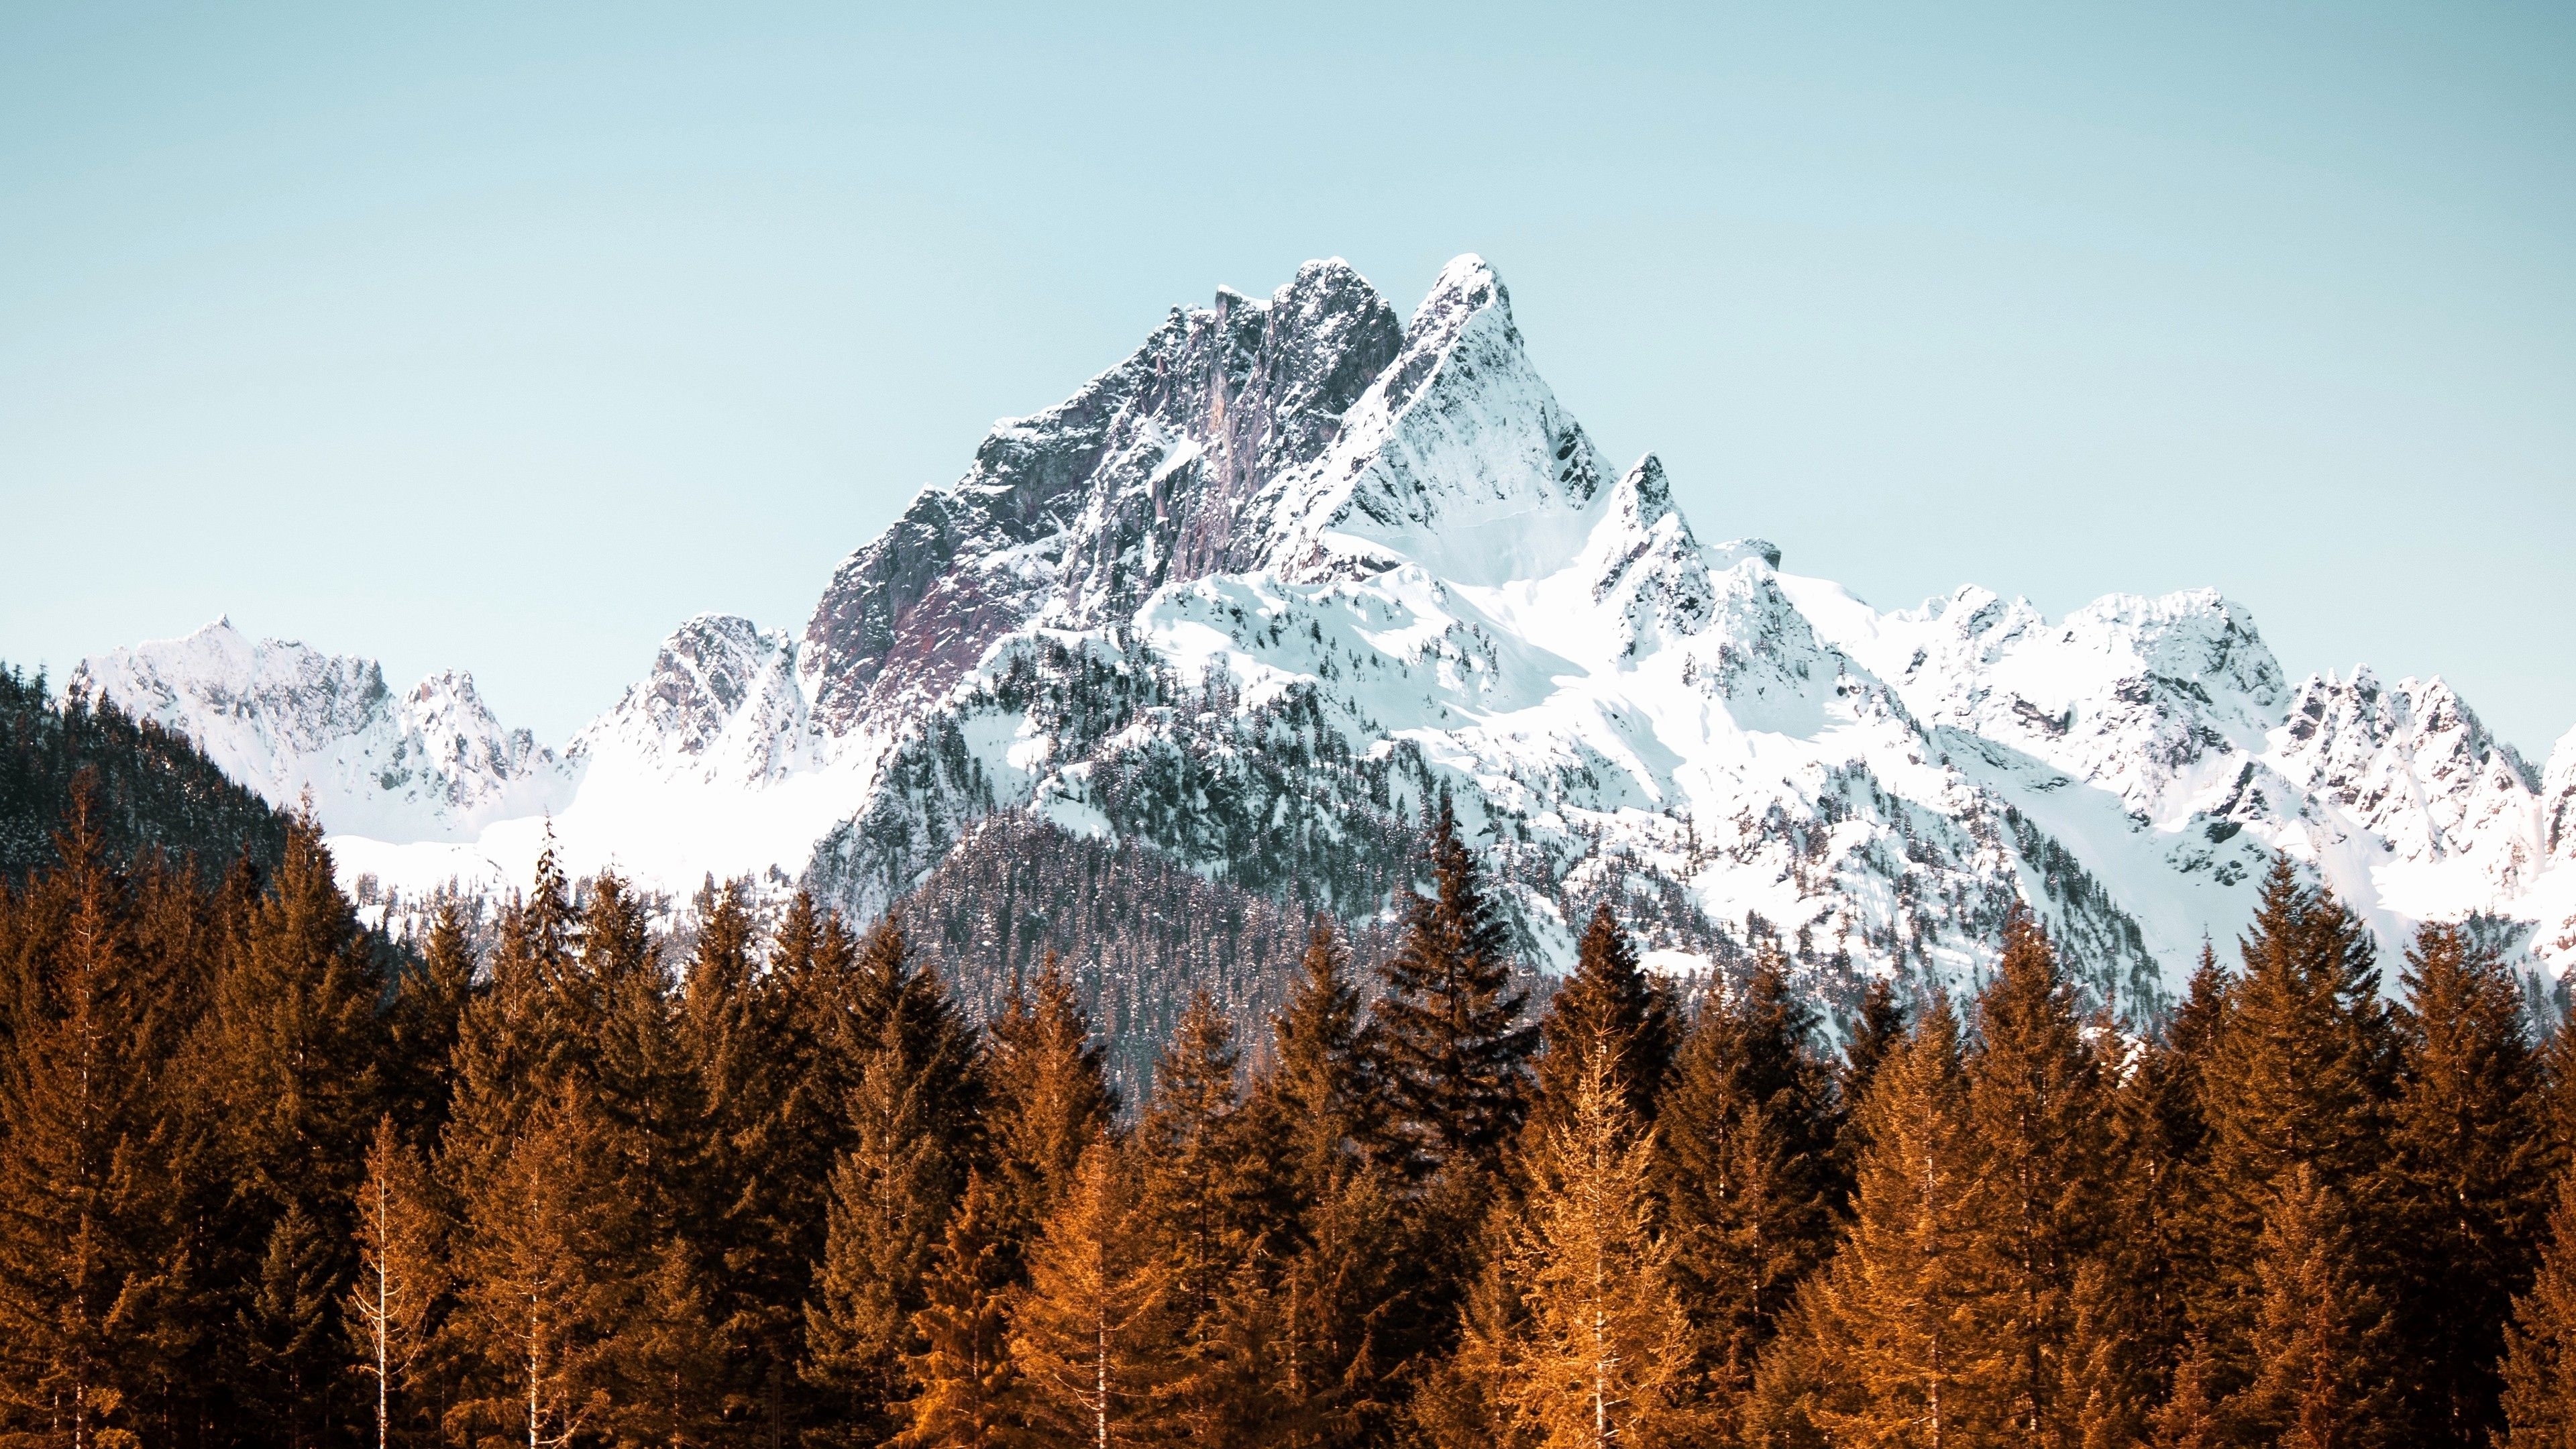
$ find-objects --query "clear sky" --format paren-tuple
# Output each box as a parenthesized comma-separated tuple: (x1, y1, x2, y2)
(3, 3, 2570, 755)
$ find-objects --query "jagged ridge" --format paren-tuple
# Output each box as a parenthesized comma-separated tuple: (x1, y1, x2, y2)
(71, 256, 2576, 1018)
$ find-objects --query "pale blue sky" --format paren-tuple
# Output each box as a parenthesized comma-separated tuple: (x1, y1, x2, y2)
(3, 3, 2570, 754)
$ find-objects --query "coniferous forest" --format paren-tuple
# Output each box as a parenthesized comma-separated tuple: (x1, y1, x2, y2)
(7, 720, 2576, 1447)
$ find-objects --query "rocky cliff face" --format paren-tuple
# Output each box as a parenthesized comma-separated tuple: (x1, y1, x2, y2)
(795, 258, 1406, 739)
(76, 256, 2576, 1013)
(2547, 729, 2576, 863)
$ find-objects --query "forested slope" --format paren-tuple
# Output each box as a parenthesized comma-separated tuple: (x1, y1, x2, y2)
(0, 662, 288, 880)
(3, 784, 2574, 1446)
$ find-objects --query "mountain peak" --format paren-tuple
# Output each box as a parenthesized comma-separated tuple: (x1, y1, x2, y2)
(73, 628, 563, 845)
(77, 254, 2576, 1001)
(1415, 253, 1510, 331)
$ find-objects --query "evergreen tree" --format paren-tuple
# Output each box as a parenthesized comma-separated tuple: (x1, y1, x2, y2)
(1275, 1165, 1409, 1449)
(204, 814, 390, 1433)
(2539, 1015, 2576, 1169)
(1008, 1140, 1175, 1448)
(894, 1173, 1016, 1449)
(2068, 950, 2222, 1449)
(2195, 858, 2394, 1397)
(1656, 943, 1841, 1423)
(1739, 1287, 1833, 1449)
(1260, 920, 1411, 1448)
(1838, 975, 1908, 1117)
(676, 878, 792, 1414)
(2231, 1165, 2393, 1449)
(443, 1080, 625, 1448)
(1527, 904, 1676, 1142)
(0, 802, 191, 1443)
(347, 1115, 444, 1449)
(610, 1238, 727, 1448)
(1368, 801, 1538, 1185)
(240, 1202, 339, 1448)
(1796, 995, 1998, 1446)
(2385, 920, 2553, 1447)
(1139, 994, 1281, 1444)
(588, 873, 692, 1225)
(1269, 919, 1375, 1181)
(386, 902, 478, 1138)
(755, 890, 865, 1436)
(209, 814, 388, 1206)
(989, 954, 1119, 1261)
(1830, 975, 1908, 1198)
(437, 843, 584, 1205)
(1412, 1231, 1525, 1449)
(568, 874, 745, 1439)
(1479, 1038, 1693, 1449)
(1961, 911, 2108, 1448)
(2149, 1338, 2222, 1449)
(806, 916, 984, 1440)
(2499, 1164, 2576, 1448)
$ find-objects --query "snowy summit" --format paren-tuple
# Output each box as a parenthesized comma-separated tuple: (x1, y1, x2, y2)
(74, 256, 2576, 1014)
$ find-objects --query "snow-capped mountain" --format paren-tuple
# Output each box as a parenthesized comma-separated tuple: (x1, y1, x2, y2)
(71, 623, 571, 843)
(76, 256, 2576, 1014)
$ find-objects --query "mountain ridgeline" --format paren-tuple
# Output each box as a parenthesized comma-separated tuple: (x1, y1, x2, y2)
(0, 662, 288, 881)
(66, 254, 2576, 1027)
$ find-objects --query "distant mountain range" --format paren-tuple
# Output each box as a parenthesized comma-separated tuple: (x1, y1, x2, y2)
(72, 256, 2576, 1016)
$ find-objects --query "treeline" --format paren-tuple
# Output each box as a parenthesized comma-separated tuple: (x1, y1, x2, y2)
(0, 665, 288, 881)
(896, 812, 1404, 1095)
(5, 788, 2576, 1449)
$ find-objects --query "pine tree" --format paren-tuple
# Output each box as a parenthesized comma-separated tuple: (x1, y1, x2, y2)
(1796, 995, 1998, 1446)
(1962, 911, 2108, 1447)
(2231, 1164, 2392, 1449)
(2385, 920, 2553, 1447)
(1831, 975, 1908, 1195)
(386, 900, 478, 1137)
(1838, 975, 1908, 1117)
(1528, 904, 1676, 1142)
(1656, 943, 1841, 1417)
(587, 873, 694, 1236)
(2195, 858, 2394, 1397)
(989, 954, 1119, 1262)
(1274, 1165, 1409, 1449)
(205, 814, 390, 1432)
(347, 1115, 444, 1449)
(895, 1173, 1016, 1449)
(676, 879, 788, 1410)
(2148, 1338, 2222, 1449)
(1368, 801, 1538, 1186)
(1483, 1037, 1693, 1449)
(757, 889, 865, 1436)
(2499, 1163, 2576, 1448)
(554, 874, 745, 1440)
(443, 1080, 625, 1448)
(1008, 1140, 1175, 1448)
(610, 1238, 727, 1448)
(2540, 1016, 2576, 1169)
(1413, 1231, 1527, 1449)
(1139, 994, 1281, 1444)
(1269, 919, 1375, 1183)
(1259, 920, 1411, 1447)
(1740, 1286, 1832, 1449)
(241, 1201, 339, 1448)
(2070, 976, 2212, 1449)
(437, 844, 584, 1205)
(0, 798, 190, 1443)
(211, 814, 388, 1203)
(806, 916, 985, 1440)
